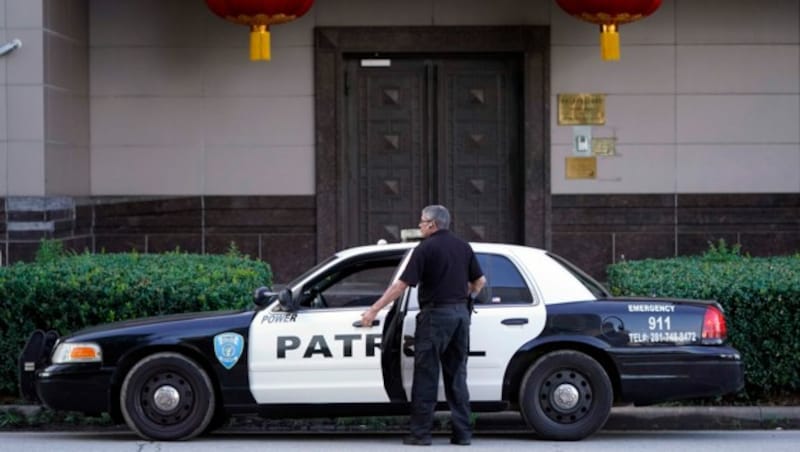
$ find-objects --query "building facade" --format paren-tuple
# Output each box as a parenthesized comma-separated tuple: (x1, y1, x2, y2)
(1, 0, 798, 282)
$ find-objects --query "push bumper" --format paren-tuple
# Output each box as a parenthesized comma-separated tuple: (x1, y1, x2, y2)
(18, 330, 59, 402)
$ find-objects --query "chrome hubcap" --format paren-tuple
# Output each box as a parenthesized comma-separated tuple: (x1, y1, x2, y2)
(552, 383, 580, 410)
(153, 385, 180, 412)
(538, 368, 594, 424)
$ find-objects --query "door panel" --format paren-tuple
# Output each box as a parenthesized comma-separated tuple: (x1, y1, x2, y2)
(248, 250, 408, 404)
(399, 302, 543, 401)
(249, 309, 389, 404)
(438, 59, 521, 242)
(344, 56, 522, 248)
(344, 60, 428, 247)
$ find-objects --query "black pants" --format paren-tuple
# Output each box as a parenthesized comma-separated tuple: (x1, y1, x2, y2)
(409, 304, 471, 441)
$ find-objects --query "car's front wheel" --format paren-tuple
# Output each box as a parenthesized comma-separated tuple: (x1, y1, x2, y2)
(519, 350, 612, 441)
(120, 352, 215, 441)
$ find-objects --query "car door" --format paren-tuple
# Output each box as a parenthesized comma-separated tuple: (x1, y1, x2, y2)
(399, 249, 547, 401)
(248, 251, 405, 404)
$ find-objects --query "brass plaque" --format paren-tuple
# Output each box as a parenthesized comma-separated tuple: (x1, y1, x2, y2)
(566, 157, 597, 179)
(558, 93, 606, 125)
(592, 137, 617, 156)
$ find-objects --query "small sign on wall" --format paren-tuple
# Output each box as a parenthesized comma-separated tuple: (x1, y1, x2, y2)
(558, 93, 606, 125)
(565, 157, 597, 179)
(592, 137, 617, 156)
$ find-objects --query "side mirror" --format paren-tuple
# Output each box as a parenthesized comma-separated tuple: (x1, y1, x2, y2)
(253, 286, 276, 307)
(278, 288, 296, 312)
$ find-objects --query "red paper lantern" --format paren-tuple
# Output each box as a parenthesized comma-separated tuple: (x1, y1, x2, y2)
(556, 0, 662, 61)
(206, 0, 314, 61)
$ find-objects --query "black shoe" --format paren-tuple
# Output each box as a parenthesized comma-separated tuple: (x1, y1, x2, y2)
(450, 437, 471, 445)
(403, 435, 432, 446)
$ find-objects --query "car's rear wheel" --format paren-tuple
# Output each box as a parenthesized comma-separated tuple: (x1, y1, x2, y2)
(120, 352, 215, 441)
(519, 350, 612, 441)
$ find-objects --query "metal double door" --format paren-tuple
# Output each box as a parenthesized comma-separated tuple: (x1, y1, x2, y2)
(342, 55, 523, 247)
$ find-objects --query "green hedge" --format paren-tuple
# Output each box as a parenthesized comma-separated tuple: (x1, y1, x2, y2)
(0, 247, 271, 396)
(607, 242, 800, 401)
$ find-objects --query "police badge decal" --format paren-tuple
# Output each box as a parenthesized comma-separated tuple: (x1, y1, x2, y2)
(214, 332, 244, 370)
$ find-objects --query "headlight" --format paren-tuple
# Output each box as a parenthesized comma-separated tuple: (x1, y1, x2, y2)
(51, 342, 102, 364)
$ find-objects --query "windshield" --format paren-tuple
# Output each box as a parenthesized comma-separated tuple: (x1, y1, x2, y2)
(282, 255, 338, 289)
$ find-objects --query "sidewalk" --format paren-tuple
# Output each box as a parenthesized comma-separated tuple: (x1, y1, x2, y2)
(4, 404, 799, 432)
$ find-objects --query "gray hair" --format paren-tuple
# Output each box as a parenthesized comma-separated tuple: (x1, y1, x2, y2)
(421, 205, 450, 230)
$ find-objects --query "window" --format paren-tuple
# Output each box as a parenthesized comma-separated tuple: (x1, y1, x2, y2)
(546, 252, 609, 299)
(476, 253, 533, 305)
(298, 255, 403, 309)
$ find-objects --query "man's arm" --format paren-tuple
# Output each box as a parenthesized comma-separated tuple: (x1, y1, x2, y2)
(360, 279, 409, 328)
(468, 275, 486, 297)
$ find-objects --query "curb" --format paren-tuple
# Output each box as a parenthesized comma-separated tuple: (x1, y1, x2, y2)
(474, 407, 800, 431)
(2, 405, 800, 431)
(604, 406, 800, 430)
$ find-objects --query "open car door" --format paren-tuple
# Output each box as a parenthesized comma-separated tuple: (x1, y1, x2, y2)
(380, 250, 416, 402)
(249, 248, 409, 404)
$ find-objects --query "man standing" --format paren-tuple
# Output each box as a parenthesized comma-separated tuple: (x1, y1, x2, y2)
(361, 205, 486, 446)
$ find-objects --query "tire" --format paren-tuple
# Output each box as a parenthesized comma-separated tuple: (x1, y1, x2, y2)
(120, 352, 216, 441)
(519, 350, 612, 441)
(202, 410, 231, 435)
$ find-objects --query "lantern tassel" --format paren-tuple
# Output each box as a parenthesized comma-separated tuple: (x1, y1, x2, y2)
(250, 25, 271, 61)
(600, 24, 620, 61)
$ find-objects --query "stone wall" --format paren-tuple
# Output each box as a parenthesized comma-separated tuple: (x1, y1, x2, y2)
(1, 196, 315, 284)
(551, 194, 800, 281)
(3, 193, 798, 283)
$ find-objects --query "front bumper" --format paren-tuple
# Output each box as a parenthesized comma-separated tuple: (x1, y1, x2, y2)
(20, 330, 114, 415)
(36, 363, 114, 415)
(612, 345, 745, 405)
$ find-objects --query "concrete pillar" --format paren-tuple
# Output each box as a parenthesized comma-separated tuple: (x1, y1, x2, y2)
(1, 0, 89, 197)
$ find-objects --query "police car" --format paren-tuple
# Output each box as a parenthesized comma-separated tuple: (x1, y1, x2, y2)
(19, 242, 744, 441)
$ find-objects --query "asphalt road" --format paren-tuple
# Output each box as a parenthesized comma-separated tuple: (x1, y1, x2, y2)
(2, 430, 800, 452)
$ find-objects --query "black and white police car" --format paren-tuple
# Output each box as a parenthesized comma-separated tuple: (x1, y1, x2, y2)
(19, 242, 744, 441)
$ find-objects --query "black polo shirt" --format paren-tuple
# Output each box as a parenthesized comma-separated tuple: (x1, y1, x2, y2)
(399, 229, 483, 308)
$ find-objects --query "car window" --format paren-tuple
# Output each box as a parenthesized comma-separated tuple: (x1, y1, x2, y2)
(476, 253, 534, 305)
(283, 254, 337, 289)
(546, 252, 609, 298)
(298, 256, 401, 309)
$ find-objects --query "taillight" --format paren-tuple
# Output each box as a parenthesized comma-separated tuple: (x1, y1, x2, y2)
(701, 305, 727, 344)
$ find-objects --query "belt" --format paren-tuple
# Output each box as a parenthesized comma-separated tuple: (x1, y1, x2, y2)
(422, 302, 467, 310)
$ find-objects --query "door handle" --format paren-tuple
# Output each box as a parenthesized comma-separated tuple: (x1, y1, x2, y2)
(353, 320, 379, 327)
(501, 318, 528, 326)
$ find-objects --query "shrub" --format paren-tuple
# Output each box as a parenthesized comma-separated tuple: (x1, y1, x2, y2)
(607, 241, 800, 401)
(0, 247, 271, 396)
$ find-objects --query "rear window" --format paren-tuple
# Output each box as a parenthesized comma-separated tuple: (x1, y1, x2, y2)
(546, 252, 609, 299)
